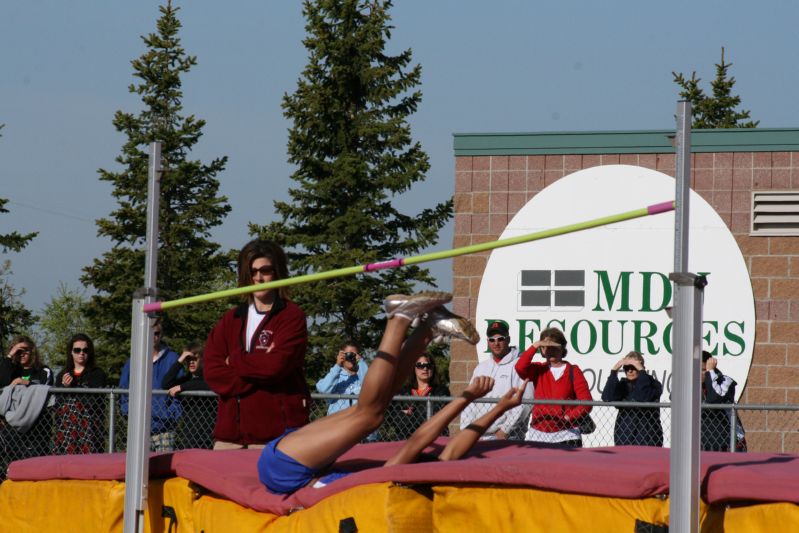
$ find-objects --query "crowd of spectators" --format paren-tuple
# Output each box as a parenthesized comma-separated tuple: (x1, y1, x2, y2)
(0, 238, 750, 475)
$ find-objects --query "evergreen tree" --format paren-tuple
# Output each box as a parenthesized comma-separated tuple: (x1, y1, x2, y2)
(673, 47, 758, 128)
(82, 1, 232, 378)
(0, 126, 39, 350)
(0, 261, 37, 351)
(253, 0, 452, 381)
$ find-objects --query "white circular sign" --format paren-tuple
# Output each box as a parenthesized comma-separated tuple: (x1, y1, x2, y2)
(476, 165, 754, 409)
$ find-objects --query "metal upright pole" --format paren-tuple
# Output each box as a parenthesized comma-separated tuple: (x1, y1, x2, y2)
(123, 141, 162, 533)
(669, 101, 702, 533)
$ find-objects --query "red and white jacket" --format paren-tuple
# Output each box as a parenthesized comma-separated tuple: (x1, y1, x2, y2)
(515, 346, 592, 433)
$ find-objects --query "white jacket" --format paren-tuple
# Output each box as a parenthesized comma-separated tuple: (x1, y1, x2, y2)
(459, 347, 534, 439)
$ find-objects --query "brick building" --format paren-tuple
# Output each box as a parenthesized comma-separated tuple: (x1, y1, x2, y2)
(450, 128, 799, 451)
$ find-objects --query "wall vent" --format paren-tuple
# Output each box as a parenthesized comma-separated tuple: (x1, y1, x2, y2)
(751, 191, 799, 236)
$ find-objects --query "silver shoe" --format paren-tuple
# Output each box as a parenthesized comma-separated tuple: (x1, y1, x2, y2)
(384, 291, 452, 321)
(425, 306, 480, 345)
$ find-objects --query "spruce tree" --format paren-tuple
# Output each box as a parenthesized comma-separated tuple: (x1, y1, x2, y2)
(254, 0, 452, 381)
(0, 126, 39, 349)
(82, 2, 232, 378)
(673, 47, 758, 128)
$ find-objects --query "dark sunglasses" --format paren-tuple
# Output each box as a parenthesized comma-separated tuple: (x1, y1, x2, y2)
(153, 330, 162, 337)
(14, 348, 32, 357)
(487, 336, 508, 343)
(251, 265, 275, 277)
(72, 347, 90, 355)
(415, 362, 434, 370)
(623, 365, 639, 372)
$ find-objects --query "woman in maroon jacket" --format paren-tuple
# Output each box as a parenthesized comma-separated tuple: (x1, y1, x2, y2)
(515, 327, 592, 447)
(204, 239, 310, 449)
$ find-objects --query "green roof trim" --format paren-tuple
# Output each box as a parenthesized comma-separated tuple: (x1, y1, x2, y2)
(453, 128, 799, 155)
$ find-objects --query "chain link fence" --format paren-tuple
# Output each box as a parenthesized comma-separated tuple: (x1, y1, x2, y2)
(2, 388, 798, 480)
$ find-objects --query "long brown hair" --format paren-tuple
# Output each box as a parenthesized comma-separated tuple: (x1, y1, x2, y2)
(65, 333, 96, 374)
(237, 239, 291, 301)
(9, 334, 44, 370)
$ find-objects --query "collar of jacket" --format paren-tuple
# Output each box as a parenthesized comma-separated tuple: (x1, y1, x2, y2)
(233, 292, 287, 319)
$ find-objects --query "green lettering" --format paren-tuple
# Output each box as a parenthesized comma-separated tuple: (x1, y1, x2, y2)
(517, 319, 541, 353)
(593, 271, 632, 312)
(633, 320, 659, 354)
(599, 319, 627, 355)
(662, 321, 672, 354)
(639, 272, 672, 312)
(723, 321, 745, 356)
(702, 321, 719, 356)
(570, 320, 597, 355)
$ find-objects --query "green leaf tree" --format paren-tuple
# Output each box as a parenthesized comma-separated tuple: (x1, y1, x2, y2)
(673, 47, 758, 128)
(81, 1, 232, 379)
(36, 283, 90, 367)
(253, 0, 453, 382)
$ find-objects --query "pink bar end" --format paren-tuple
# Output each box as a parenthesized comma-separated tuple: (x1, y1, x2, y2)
(647, 201, 675, 215)
(143, 302, 162, 313)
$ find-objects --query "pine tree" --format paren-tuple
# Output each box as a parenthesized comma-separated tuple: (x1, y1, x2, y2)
(82, 1, 232, 378)
(673, 47, 758, 128)
(0, 126, 39, 350)
(253, 0, 452, 381)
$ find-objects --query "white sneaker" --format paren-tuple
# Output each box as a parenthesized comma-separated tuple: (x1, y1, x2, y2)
(383, 292, 452, 322)
(425, 306, 480, 345)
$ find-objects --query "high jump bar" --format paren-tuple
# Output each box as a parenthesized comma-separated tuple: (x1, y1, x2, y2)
(143, 200, 674, 313)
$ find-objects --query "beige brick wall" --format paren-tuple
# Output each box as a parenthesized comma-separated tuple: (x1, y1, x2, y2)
(451, 151, 799, 451)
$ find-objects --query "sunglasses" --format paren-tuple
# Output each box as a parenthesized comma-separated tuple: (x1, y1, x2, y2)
(415, 362, 433, 370)
(153, 330, 162, 337)
(487, 336, 508, 343)
(623, 365, 639, 372)
(14, 349, 32, 357)
(72, 347, 90, 355)
(251, 265, 275, 277)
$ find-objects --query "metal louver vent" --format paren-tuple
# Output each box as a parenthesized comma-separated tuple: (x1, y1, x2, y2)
(751, 191, 799, 235)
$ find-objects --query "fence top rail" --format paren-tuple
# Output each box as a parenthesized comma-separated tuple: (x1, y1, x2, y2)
(23, 388, 799, 411)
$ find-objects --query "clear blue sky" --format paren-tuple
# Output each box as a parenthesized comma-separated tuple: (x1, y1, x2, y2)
(2, 0, 797, 314)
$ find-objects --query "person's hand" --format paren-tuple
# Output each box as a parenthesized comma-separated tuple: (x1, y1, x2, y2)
(402, 407, 413, 416)
(612, 357, 626, 371)
(463, 376, 495, 400)
(495, 429, 508, 440)
(496, 379, 529, 411)
(705, 356, 717, 372)
(168, 385, 182, 397)
(10, 378, 28, 386)
(7, 342, 27, 359)
(178, 351, 193, 363)
(62, 373, 74, 387)
(533, 339, 560, 355)
(336, 351, 346, 367)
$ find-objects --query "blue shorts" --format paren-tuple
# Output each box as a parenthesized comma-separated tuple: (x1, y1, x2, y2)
(257, 429, 353, 494)
(258, 429, 319, 494)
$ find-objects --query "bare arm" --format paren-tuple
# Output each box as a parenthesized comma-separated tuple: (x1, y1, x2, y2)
(385, 376, 495, 466)
(438, 379, 529, 462)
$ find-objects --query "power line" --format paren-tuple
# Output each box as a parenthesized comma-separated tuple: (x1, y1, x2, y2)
(8, 200, 97, 224)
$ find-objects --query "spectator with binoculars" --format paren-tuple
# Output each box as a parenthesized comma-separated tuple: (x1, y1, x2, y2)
(316, 341, 369, 416)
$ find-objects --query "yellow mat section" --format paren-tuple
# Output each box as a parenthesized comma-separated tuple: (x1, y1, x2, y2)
(2, 476, 797, 532)
(703, 501, 799, 533)
(0, 478, 179, 533)
(432, 484, 670, 533)
(192, 482, 431, 533)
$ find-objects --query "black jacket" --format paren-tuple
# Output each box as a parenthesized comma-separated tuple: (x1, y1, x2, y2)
(602, 371, 663, 447)
(54, 367, 107, 388)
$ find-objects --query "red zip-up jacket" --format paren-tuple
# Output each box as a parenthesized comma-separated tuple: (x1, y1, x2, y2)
(204, 296, 310, 445)
(515, 346, 592, 433)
